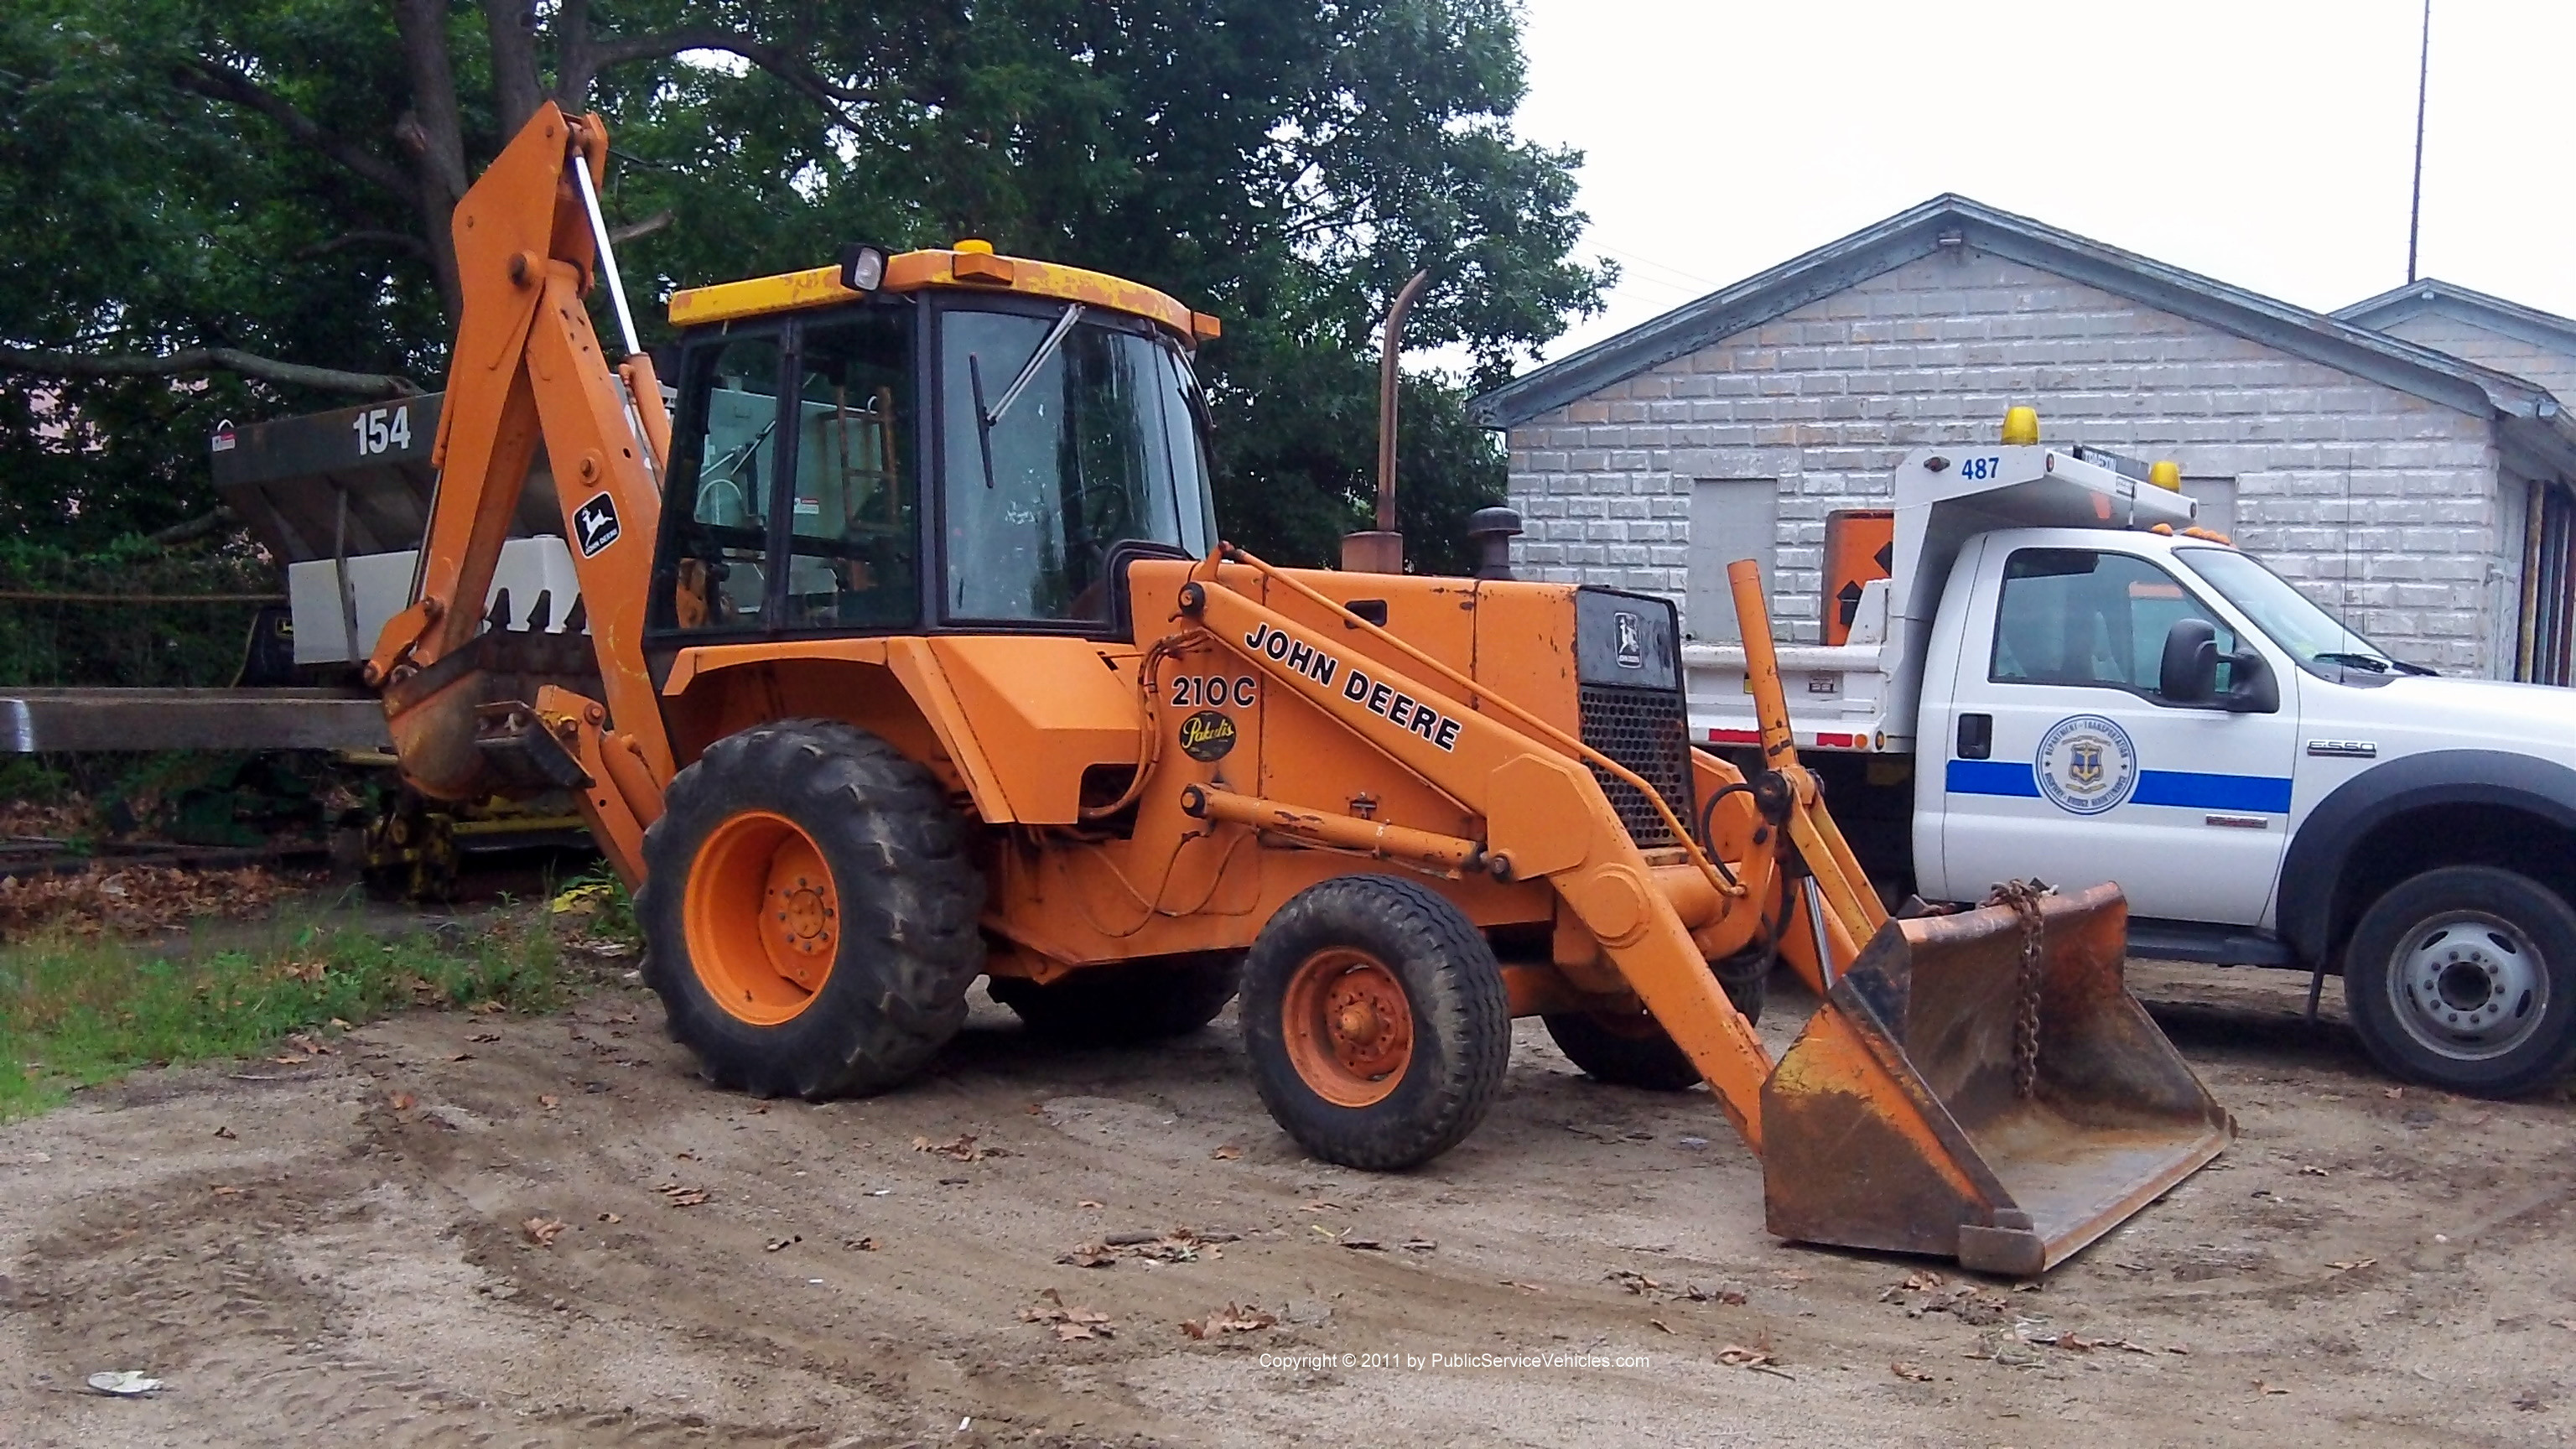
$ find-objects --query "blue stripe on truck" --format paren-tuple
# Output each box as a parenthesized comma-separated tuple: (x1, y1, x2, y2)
(2132, 770, 2293, 813)
(1945, 759, 2292, 813)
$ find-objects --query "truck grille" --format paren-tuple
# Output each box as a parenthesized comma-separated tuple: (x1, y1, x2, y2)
(1578, 683, 1693, 848)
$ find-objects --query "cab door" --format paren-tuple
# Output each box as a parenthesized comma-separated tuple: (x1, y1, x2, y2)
(1936, 539, 2298, 926)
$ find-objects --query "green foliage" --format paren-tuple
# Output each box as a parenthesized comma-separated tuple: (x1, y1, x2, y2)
(0, 907, 563, 1118)
(2, 0, 1602, 565)
(0, 534, 273, 686)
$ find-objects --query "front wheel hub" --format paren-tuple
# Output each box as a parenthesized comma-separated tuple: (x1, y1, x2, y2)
(1283, 949, 1415, 1106)
(2392, 911, 2546, 1061)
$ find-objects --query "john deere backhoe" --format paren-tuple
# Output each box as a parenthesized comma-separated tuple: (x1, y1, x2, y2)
(366, 104, 2233, 1275)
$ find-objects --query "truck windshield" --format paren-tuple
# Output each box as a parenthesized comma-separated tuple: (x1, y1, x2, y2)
(2174, 547, 2426, 678)
(940, 306, 1215, 623)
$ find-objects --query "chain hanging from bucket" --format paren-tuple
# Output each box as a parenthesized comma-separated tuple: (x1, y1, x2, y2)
(1984, 879, 2053, 1098)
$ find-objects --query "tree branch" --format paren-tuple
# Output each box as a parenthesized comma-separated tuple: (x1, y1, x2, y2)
(170, 55, 414, 199)
(293, 229, 434, 261)
(0, 345, 420, 398)
(570, 29, 894, 128)
(608, 208, 674, 245)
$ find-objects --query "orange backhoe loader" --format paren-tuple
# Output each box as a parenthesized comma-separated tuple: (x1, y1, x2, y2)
(365, 104, 2234, 1275)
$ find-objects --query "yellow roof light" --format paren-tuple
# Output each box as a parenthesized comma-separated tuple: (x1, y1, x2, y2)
(2148, 460, 2183, 491)
(953, 238, 995, 254)
(2002, 407, 2039, 446)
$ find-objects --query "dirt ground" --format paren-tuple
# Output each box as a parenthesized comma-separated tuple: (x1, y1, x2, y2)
(3, 955, 2572, 1449)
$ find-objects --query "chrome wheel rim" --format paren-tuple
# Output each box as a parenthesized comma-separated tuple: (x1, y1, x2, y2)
(2387, 909, 2547, 1062)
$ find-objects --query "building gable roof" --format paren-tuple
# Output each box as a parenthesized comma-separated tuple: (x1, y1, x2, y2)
(2337, 278, 2576, 360)
(1471, 195, 2561, 432)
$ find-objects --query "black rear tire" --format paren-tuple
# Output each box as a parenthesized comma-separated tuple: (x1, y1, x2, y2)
(1543, 953, 1768, 1090)
(638, 719, 985, 1098)
(1242, 875, 1509, 1171)
(985, 952, 1242, 1045)
(2343, 865, 2576, 1098)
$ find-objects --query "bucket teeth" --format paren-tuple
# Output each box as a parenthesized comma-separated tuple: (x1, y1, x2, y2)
(1762, 882, 2233, 1275)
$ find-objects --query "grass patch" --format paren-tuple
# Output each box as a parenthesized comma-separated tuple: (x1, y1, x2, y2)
(0, 906, 567, 1119)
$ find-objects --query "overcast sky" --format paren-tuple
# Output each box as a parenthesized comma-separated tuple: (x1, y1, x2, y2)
(1510, 0, 2574, 361)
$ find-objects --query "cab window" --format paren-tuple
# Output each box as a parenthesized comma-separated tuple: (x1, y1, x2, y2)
(939, 305, 1211, 625)
(1990, 548, 2235, 701)
(652, 309, 919, 635)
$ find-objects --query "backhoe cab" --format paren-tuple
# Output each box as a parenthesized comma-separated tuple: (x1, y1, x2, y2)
(377, 103, 2233, 1276)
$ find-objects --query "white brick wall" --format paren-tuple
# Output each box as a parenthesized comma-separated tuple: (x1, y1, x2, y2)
(2375, 312, 2576, 409)
(1508, 249, 2510, 675)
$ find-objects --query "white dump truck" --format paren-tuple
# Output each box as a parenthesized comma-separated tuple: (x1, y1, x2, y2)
(1687, 409, 2576, 1096)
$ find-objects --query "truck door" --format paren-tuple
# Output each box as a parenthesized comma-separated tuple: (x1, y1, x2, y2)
(1937, 542, 2298, 925)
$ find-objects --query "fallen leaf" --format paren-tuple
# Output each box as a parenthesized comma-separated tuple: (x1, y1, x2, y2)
(388, 1091, 416, 1111)
(1649, 1317, 1674, 1334)
(764, 1235, 800, 1253)
(1021, 1287, 1114, 1340)
(1301, 1200, 1345, 1213)
(538, 1094, 560, 1109)
(1210, 1142, 1242, 1161)
(475, 1000, 506, 1015)
(2383, 1087, 2404, 1099)
(522, 1216, 567, 1247)
(653, 1182, 710, 1207)
(846, 1236, 880, 1251)
(1339, 1237, 1385, 1251)
(2297, 1165, 2329, 1176)
(269, 1054, 309, 1066)
(448, 1052, 473, 1062)
(1077, 1200, 1104, 1209)
(2256, 1379, 2290, 1396)
(212, 1124, 236, 1140)
(1891, 1361, 1935, 1383)
(1608, 1270, 1662, 1296)
(209, 1184, 243, 1197)
(470, 1031, 501, 1044)
(1717, 1343, 1794, 1378)
(598, 1213, 623, 1224)
(1181, 1302, 1276, 1338)
(328, 1018, 352, 1031)
(1402, 1239, 1437, 1253)
(1503, 1280, 1545, 1293)
(2327, 1258, 2377, 1273)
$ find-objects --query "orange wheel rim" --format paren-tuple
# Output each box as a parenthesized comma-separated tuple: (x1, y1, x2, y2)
(683, 810, 839, 1026)
(1281, 948, 1413, 1107)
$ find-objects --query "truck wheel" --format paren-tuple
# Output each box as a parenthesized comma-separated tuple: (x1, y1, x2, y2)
(985, 952, 1243, 1045)
(1543, 954, 1768, 1090)
(2343, 865, 2576, 1098)
(1243, 875, 1509, 1171)
(638, 720, 985, 1099)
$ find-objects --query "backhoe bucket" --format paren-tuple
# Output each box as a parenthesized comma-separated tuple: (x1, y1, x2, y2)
(1762, 884, 2232, 1275)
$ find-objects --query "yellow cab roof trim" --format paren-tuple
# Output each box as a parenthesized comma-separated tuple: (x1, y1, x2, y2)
(666, 247, 1222, 345)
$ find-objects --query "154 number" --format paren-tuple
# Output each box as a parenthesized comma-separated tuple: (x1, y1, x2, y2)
(351, 405, 413, 456)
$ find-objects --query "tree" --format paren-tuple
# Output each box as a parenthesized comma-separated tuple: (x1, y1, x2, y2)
(0, 0, 1604, 561)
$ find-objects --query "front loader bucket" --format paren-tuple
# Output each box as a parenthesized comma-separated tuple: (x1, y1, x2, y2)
(1762, 884, 2232, 1275)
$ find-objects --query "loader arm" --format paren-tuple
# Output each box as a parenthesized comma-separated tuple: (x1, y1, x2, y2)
(1178, 553, 1790, 1146)
(360, 103, 673, 883)
(1181, 548, 2231, 1275)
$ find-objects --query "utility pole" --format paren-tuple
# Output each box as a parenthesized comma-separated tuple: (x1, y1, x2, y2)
(2407, 0, 2432, 283)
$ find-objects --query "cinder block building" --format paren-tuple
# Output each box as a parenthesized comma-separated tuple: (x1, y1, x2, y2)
(1471, 197, 2576, 683)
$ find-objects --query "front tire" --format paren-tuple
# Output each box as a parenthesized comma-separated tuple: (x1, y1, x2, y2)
(1543, 951, 1768, 1091)
(638, 720, 985, 1099)
(2343, 865, 2576, 1098)
(1243, 875, 1509, 1171)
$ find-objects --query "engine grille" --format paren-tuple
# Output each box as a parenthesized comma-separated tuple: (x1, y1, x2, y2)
(1578, 682, 1693, 848)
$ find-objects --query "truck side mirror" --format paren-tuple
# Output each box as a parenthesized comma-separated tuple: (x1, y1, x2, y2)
(2159, 618, 2219, 702)
(2223, 647, 2281, 714)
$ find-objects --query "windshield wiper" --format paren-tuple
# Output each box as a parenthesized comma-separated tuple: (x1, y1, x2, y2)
(966, 303, 1083, 489)
(2313, 651, 2393, 673)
